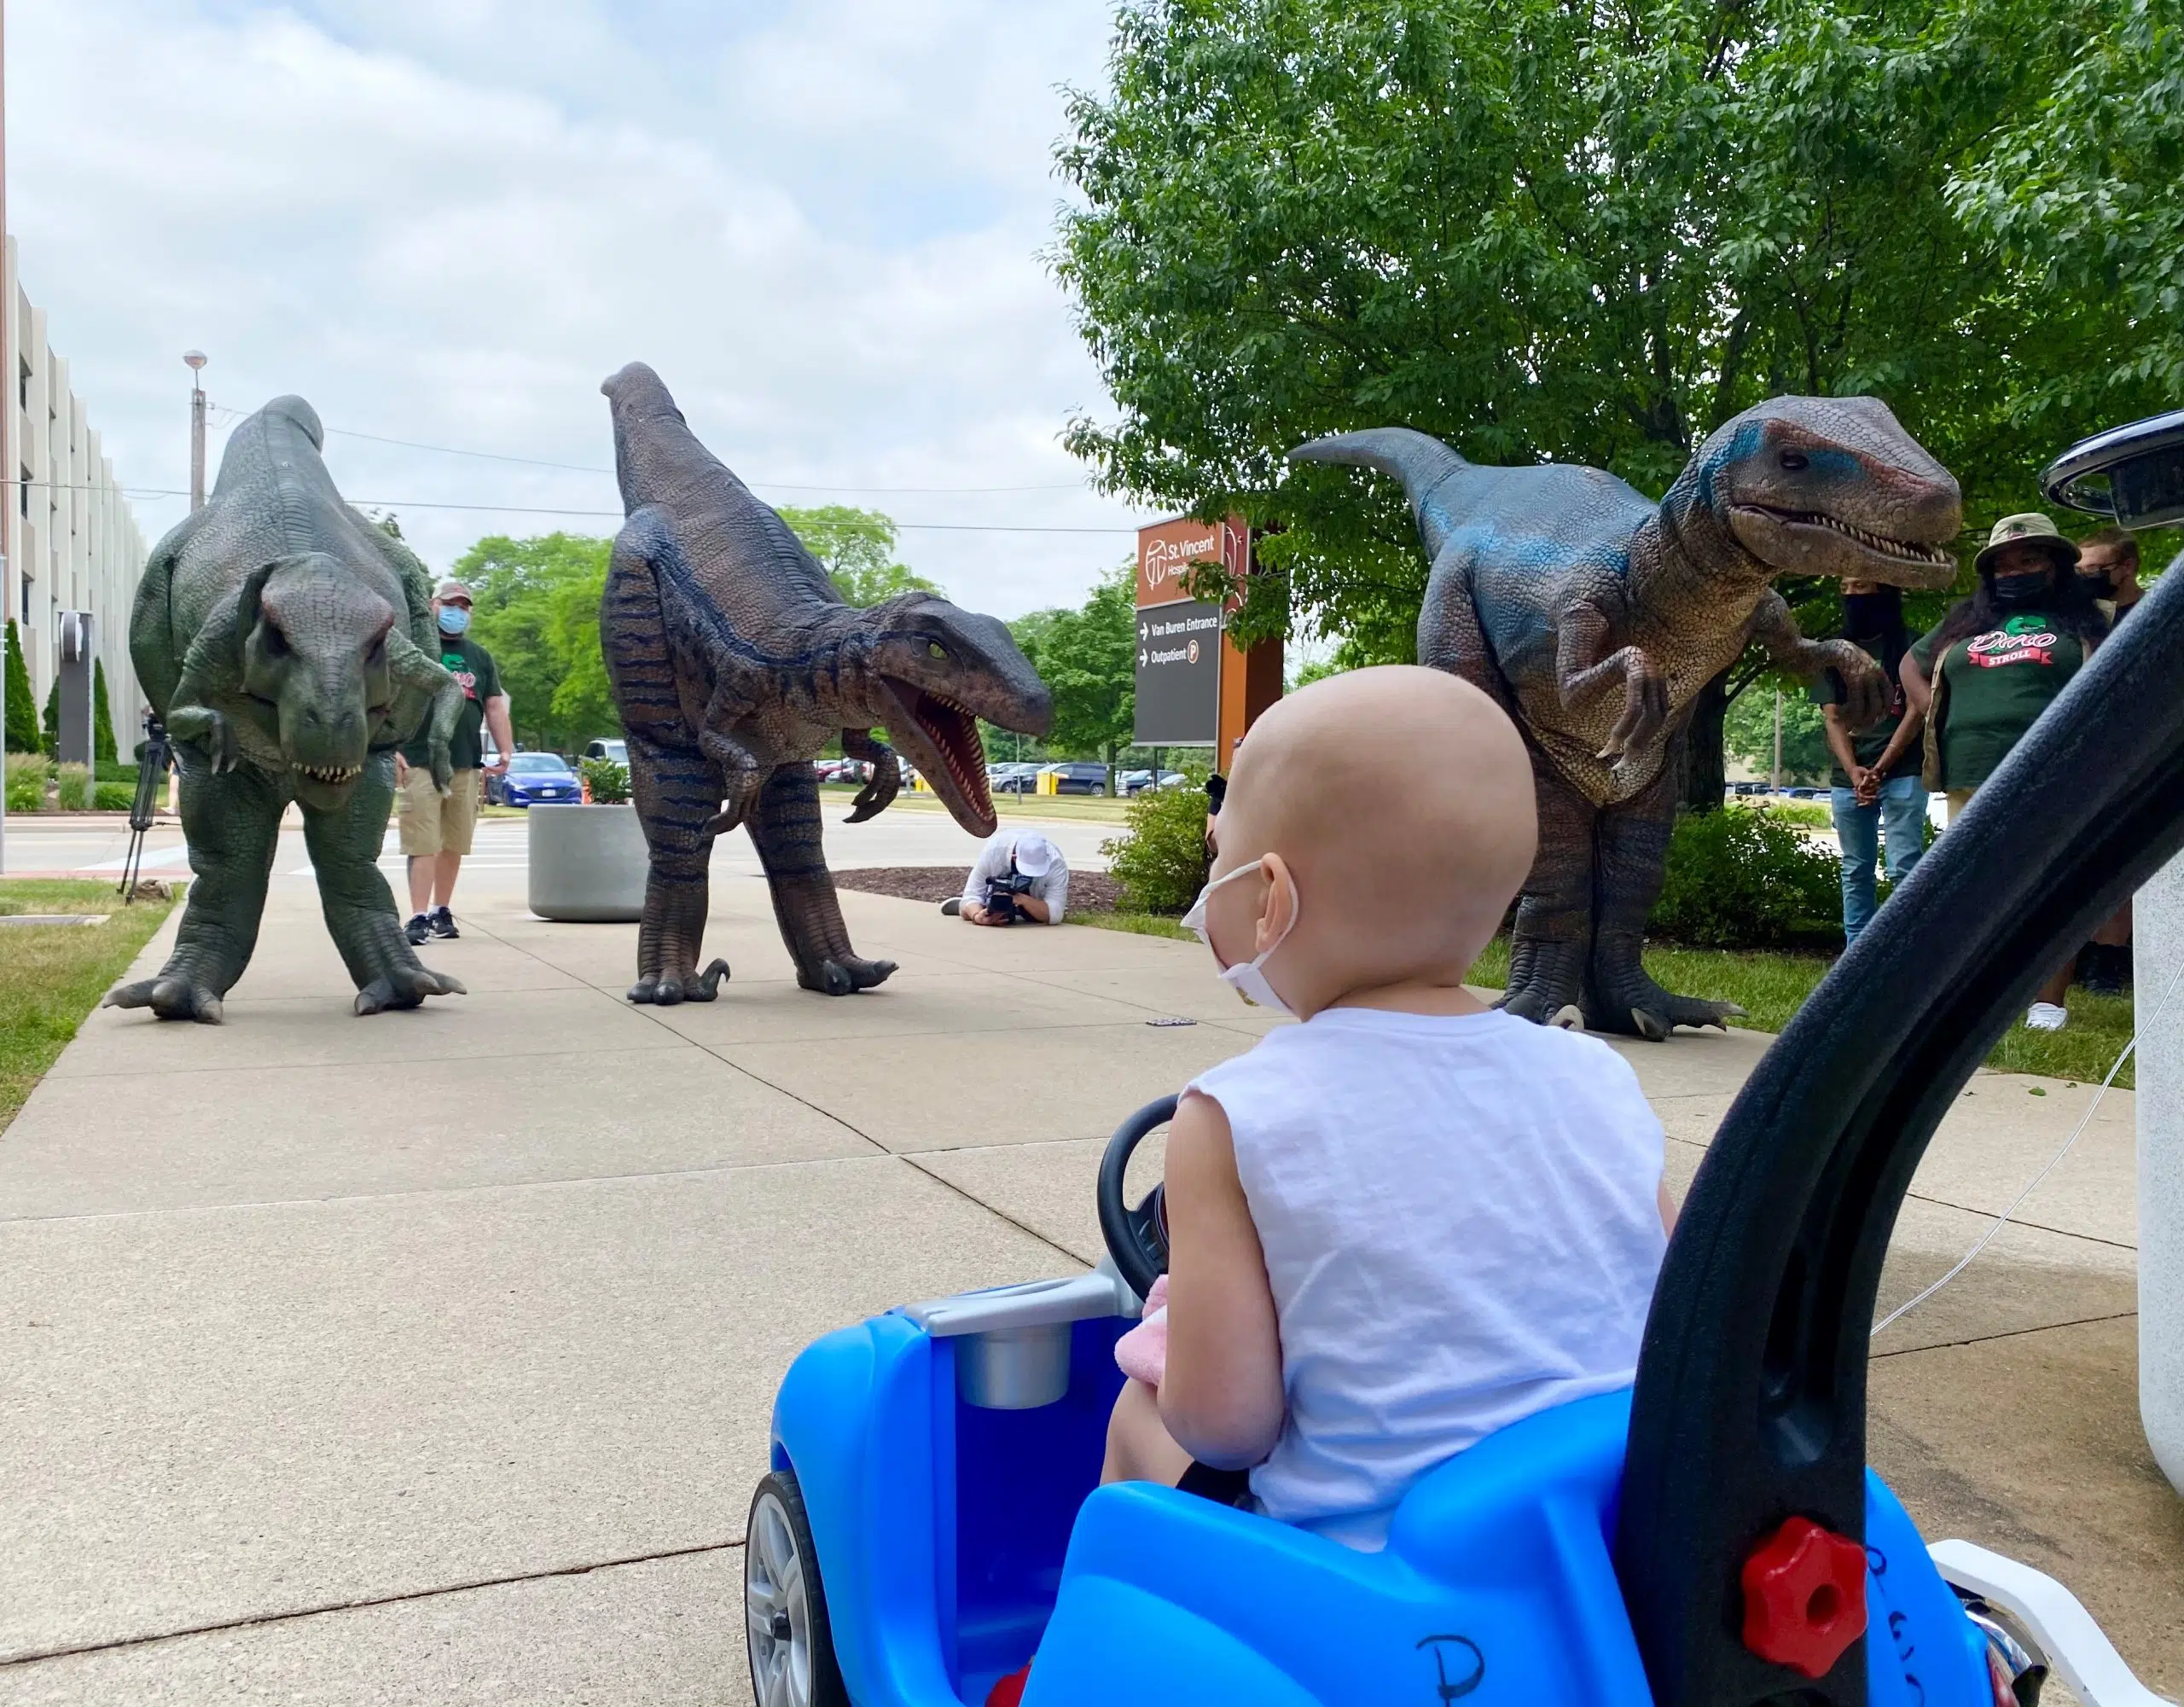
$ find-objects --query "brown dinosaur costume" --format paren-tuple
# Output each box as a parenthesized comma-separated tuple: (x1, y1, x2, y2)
(600, 363, 1053, 1002)
(1294, 396, 1960, 1037)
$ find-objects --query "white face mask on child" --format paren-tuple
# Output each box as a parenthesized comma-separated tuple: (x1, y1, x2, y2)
(1181, 858, 1298, 1017)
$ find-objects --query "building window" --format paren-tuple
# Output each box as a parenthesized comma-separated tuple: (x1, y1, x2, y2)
(16, 467, 26, 519)
(15, 359, 26, 411)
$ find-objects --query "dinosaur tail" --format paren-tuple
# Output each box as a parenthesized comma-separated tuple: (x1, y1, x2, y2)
(1288, 427, 1469, 562)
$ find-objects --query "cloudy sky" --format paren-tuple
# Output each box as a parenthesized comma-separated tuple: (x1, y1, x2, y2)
(7, 0, 1150, 618)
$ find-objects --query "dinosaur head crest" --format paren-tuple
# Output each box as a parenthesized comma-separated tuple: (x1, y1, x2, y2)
(1704, 397, 1960, 588)
(236, 552, 396, 811)
(861, 595, 1053, 838)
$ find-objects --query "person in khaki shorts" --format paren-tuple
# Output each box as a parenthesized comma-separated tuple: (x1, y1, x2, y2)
(397, 578, 512, 945)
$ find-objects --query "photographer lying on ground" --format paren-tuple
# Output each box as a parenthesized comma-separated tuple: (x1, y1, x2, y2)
(942, 830, 1069, 926)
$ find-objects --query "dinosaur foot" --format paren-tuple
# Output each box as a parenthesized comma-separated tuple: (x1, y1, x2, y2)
(626, 960, 732, 1005)
(1496, 984, 1586, 1029)
(104, 977, 225, 1025)
(798, 955, 896, 996)
(354, 967, 468, 1016)
(1589, 984, 1744, 1041)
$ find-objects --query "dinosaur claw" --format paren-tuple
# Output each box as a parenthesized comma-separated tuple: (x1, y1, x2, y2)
(627, 977, 662, 1004)
(690, 959, 731, 999)
(353, 966, 467, 1015)
(1629, 1007, 1672, 1042)
(107, 977, 224, 1023)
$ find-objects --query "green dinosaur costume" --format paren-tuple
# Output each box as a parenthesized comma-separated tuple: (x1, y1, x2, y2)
(106, 396, 467, 1022)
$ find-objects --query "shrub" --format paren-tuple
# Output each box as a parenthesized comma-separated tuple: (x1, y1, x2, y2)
(54, 763, 90, 810)
(5, 752, 49, 812)
(1102, 781, 1210, 914)
(95, 781, 136, 811)
(581, 755, 631, 804)
(1649, 806, 1843, 950)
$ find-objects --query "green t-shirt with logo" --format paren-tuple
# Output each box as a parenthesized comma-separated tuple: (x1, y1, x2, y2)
(1808, 634, 1920, 789)
(1908, 612, 2083, 791)
(401, 633, 502, 772)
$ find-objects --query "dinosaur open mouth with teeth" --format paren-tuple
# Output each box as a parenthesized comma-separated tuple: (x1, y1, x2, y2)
(293, 762, 363, 785)
(1740, 505, 1955, 569)
(879, 677, 993, 832)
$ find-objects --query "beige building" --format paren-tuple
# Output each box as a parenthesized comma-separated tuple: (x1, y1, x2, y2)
(3, 235, 149, 752)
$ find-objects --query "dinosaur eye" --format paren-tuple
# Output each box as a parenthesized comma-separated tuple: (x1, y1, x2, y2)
(927, 641, 949, 660)
(261, 624, 289, 658)
(1779, 450, 1809, 472)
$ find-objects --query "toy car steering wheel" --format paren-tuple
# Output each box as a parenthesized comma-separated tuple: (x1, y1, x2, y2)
(1098, 1095, 1175, 1300)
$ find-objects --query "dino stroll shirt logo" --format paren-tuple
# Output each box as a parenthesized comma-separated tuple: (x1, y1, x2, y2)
(1963, 616, 2059, 669)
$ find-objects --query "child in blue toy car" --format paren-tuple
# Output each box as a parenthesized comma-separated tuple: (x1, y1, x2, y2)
(987, 668, 1677, 1704)
(1102, 665, 1676, 1543)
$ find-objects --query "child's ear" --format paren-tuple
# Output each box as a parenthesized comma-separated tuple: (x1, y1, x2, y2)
(1256, 852, 1298, 952)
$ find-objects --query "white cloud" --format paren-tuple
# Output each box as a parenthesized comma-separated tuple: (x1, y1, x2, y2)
(6, 0, 1143, 615)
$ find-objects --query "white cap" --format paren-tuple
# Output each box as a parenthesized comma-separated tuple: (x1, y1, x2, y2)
(1013, 833, 1056, 878)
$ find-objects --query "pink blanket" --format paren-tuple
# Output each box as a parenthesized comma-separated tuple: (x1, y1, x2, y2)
(1113, 1274, 1169, 1387)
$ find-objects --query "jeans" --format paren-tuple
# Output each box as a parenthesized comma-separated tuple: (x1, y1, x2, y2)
(1832, 775, 1929, 943)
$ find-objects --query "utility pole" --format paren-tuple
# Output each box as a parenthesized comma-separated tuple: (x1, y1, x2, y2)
(184, 351, 207, 509)
(1772, 688, 1785, 791)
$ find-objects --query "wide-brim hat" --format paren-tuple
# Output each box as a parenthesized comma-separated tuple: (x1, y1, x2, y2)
(1974, 513, 2079, 576)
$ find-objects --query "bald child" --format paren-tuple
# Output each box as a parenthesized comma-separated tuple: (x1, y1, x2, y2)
(1105, 665, 1671, 1547)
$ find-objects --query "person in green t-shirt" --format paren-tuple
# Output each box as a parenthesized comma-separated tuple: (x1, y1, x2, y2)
(1809, 580, 1926, 945)
(1902, 513, 2108, 1032)
(394, 578, 512, 944)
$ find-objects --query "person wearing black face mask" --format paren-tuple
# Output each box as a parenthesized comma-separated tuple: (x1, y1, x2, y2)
(1902, 513, 2109, 1031)
(1811, 580, 1927, 946)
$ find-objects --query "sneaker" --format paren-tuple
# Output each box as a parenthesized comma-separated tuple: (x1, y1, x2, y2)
(940, 897, 962, 916)
(404, 913, 432, 946)
(428, 906, 459, 940)
(2024, 1002, 2068, 1032)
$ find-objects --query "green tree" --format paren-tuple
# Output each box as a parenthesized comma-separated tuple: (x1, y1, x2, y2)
(92, 659, 116, 764)
(452, 531, 614, 752)
(1013, 564, 1138, 790)
(777, 505, 943, 605)
(1725, 685, 1832, 785)
(3, 620, 36, 753)
(41, 677, 58, 757)
(1054, 0, 2174, 803)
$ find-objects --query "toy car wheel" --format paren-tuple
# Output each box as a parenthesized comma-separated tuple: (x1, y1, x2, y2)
(746, 1469, 847, 1707)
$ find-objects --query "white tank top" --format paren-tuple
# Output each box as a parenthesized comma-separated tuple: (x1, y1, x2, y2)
(1188, 1006, 1666, 1550)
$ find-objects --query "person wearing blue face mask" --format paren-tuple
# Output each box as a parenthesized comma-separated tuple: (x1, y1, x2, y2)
(395, 578, 513, 944)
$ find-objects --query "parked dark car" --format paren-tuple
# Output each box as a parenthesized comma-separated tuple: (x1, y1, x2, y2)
(1043, 762, 1112, 796)
(990, 763, 1042, 793)
(491, 751, 582, 807)
(1121, 769, 1187, 796)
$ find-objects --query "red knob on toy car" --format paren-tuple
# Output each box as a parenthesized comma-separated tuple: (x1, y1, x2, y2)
(1740, 1516, 1868, 1678)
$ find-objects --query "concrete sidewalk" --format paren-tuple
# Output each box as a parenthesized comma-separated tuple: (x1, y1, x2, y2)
(2, 858, 2178, 1701)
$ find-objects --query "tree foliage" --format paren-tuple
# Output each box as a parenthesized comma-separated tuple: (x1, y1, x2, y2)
(1054, 0, 2175, 663)
(1724, 685, 1832, 784)
(454, 532, 616, 752)
(776, 505, 943, 606)
(4, 620, 38, 753)
(92, 659, 116, 764)
(1010, 564, 1138, 778)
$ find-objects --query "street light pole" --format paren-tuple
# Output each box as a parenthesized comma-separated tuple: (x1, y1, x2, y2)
(183, 350, 206, 511)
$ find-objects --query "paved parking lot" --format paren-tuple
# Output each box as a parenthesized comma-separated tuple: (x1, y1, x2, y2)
(1, 809, 2177, 1702)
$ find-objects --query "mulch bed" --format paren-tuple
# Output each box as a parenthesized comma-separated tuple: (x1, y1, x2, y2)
(831, 866, 1126, 914)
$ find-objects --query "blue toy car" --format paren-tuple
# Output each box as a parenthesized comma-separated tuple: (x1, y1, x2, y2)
(749, 418, 2184, 1707)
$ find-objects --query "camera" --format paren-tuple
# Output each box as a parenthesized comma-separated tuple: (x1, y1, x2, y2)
(983, 869, 1037, 925)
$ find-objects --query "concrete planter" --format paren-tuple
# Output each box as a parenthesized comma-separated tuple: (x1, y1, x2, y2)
(527, 803, 647, 923)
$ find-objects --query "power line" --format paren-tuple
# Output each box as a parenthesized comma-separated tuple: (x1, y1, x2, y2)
(205, 403, 1094, 496)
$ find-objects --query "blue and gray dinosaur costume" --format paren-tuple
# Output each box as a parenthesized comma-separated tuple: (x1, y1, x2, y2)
(1296, 397, 1961, 1036)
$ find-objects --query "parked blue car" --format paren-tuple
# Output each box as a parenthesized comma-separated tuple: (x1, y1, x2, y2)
(489, 752, 581, 806)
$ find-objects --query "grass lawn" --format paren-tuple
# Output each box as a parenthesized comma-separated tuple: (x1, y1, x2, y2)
(1067, 916, 2139, 1087)
(0, 879, 181, 1130)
